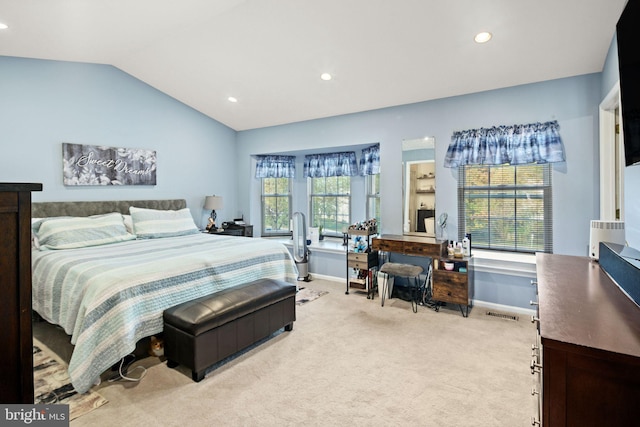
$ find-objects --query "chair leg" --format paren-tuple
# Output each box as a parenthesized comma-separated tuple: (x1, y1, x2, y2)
(381, 273, 388, 307)
(411, 277, 420, 313)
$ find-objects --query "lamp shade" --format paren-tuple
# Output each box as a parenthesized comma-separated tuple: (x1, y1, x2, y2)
(204, 196, 223, 210)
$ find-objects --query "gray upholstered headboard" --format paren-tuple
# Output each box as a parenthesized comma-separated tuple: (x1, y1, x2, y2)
(32, 199, 187, 218)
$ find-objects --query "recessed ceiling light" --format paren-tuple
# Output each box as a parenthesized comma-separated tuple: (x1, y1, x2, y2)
(474, 32, 492, 43)
(228, 96, 238, 103)
(0, 23, 8, 30)
(320, 73, 332, 81)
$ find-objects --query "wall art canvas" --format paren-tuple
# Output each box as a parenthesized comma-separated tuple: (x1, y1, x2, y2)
(62, 143, 157, 186)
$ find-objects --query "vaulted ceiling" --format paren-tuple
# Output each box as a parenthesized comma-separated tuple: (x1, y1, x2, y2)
(0, 0, 627, 130)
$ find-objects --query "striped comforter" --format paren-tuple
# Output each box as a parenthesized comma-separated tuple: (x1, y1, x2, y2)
(32, 233, 297, 393)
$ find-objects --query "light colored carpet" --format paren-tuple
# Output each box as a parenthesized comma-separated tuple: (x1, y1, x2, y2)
(33, 338, 108, 420)
(34, 279, 535, 426)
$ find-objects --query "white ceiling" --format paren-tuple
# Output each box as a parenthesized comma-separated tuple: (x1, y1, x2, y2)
(0, 0, 628, 131)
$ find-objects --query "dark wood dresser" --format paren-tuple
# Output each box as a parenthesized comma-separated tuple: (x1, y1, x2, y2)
(0, 183, 42, 403)
(534, 253, 640, 426)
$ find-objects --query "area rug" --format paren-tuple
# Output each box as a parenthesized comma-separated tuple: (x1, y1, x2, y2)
(33, 338, 108, 420)
(296, 287, 328, 305)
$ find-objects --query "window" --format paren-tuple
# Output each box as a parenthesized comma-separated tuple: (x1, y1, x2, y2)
(366, 173, 380, 226)
(261, 177, 291, 236)
(310, 176, 350, 237)
(458, 164, 552, 253)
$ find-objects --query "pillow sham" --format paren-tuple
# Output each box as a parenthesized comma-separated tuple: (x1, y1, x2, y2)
(122, 214, 134, 234)
(129, 207, 199, 239)
(32, 212, 136, 250)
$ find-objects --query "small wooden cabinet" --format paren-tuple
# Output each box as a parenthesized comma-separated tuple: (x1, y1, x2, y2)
(0, 182, 42, 404)
(432, 256, 473, 317)
(346, 229, 378, 298)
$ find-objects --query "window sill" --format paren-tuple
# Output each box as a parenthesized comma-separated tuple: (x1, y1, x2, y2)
(265, 237, 347, 255)
(471, 249, 536, 278)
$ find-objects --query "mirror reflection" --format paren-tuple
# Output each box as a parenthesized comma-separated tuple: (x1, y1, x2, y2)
(402, 137, 436, 236)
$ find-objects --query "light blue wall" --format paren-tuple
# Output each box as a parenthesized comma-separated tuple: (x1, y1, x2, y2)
(237, 74, 602, 257)
(0, 56, 238, 227)
(601, 33, 640, 249)
(0, 55, 609, 310)
(602, 34, 620, 97)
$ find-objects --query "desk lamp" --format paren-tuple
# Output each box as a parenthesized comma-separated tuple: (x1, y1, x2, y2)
(204, 196, 223, 228)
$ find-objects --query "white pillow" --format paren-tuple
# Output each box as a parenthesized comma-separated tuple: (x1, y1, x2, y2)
(122, 214, 134, 234)
(129, 207, 199, 239)
(32, 213, 136, 250)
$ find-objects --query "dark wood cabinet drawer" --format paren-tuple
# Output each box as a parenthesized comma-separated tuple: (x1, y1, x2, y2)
(433, 270, 468, 304)
(371, 238, 403, 253)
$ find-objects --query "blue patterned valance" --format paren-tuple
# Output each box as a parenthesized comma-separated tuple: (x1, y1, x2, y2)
(444, 120, 565, 168)
(255, 155, 296, 178)
(304, 151, 359, 178)
(359, 144, 380, 175)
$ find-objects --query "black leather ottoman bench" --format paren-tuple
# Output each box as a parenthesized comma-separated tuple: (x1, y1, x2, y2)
(163, 278, 296, 382)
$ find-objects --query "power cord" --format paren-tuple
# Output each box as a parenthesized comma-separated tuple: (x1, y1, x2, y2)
(108, 354, 147, 383)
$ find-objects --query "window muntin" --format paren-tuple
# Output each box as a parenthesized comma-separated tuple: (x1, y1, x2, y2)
(262, 177, 292, 236)
(309, 176, 350, 237)
(366, 173, 380, 227)
(458, 164, 552, 253)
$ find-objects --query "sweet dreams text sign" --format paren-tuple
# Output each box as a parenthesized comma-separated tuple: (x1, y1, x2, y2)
(62, 143, 157, 186)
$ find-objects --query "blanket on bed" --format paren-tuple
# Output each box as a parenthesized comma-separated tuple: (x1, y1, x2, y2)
(32, 233, 297, 393)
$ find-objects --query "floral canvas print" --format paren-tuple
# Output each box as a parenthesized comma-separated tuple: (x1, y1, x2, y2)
(63, 143, 157, 186)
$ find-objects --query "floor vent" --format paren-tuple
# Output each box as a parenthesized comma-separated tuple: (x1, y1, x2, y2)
(485, 311, 519, 321)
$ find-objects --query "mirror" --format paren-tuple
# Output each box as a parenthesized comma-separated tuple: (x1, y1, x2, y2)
(402, 137, 436, 236)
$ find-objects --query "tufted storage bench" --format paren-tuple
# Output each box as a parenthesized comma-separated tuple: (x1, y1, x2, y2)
(163, 278, 296, 382)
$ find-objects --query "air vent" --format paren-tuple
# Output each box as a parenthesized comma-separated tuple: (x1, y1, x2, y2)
(485, 311, 519, 321)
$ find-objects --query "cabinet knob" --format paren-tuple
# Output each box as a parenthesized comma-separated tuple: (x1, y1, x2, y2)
(531, 417, 541, 426)
(531, 387, 539, 396)
(529, 300, 539, 306)
(531, 315, 540, 324)
(530, 280, 538, 286)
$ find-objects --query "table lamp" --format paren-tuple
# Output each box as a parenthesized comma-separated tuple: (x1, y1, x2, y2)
(204, 196, 223, 227)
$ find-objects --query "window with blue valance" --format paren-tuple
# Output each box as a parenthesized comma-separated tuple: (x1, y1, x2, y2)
(255, 155, 296, 178)
(304, 151, 359, 177)
(444, 120, 565, 168)
(359, 143, 380, 175)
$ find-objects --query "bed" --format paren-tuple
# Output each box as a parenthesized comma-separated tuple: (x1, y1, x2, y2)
(31, 199, 297, 394)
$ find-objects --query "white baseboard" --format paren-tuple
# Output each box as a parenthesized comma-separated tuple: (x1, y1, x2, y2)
(308, 272, 537, 317)
(472, 299, 537, 317)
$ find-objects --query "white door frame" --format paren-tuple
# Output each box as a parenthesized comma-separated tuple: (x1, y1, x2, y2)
(599, 82, 624, 221)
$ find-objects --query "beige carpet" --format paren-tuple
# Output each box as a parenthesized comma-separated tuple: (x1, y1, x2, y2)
(33, 338, 108, 420)
(34, 279, 535, 426)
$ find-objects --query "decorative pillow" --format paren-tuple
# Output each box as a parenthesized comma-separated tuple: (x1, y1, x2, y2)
(122, 214, 134, 234)
(129, 207, 199, 239)
(31, 218, 42, 249)
(32, 213, 136, 250)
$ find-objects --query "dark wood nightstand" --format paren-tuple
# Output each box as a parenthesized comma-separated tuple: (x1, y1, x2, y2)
(206, 225, 253, 237)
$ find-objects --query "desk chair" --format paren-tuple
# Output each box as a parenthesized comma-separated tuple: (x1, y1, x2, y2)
(379, 262, 423, 313)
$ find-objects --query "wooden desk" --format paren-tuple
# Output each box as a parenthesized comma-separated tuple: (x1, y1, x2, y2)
(371, 234, 447, 258)
(372, 235, 472, 316)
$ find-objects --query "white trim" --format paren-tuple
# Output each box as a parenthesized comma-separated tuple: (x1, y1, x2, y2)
(599, 82, 623, 221)
(470, 249, 537, 278)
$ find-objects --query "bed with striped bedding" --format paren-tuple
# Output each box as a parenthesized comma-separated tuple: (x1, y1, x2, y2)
(32, 233, 297, 394)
